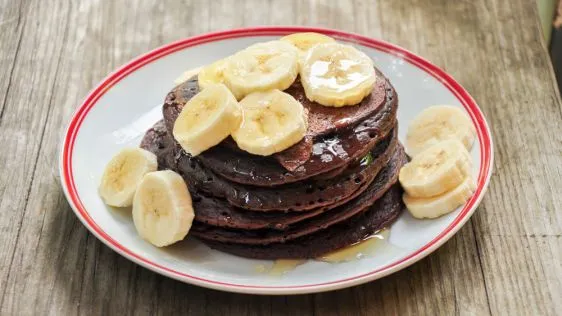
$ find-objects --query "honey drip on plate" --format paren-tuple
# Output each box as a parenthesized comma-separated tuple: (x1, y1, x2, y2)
(269, 259, 307, 276)
(253, 229, 391, 275)
(255, 260, 306, 276)
(318, 229, 390, 263)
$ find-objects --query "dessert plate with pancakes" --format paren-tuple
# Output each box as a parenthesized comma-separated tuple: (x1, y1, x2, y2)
(59, 27, 493, 294)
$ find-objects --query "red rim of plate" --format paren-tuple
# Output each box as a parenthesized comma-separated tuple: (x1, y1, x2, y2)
(59, 26, 493, 294)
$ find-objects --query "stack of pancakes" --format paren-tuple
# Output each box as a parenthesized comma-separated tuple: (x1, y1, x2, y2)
(140, 68, 407, 259)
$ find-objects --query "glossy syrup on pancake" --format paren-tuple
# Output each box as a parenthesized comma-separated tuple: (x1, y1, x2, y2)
(140, 120, 396, 228)
(199, 184, 404, 260)
(190, 145, 407, 244)
(166, 125, 397, 211)
(139, 45, 405, 260)
(190, 143, 402, 231)
(140, 120, 173, 167)
(162, 68, 397, 186)
(140, 123, 317, 229)
(140, 120, 391, 229)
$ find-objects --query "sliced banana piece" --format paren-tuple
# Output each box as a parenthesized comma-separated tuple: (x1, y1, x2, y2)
(399, 139, 472, 198)
(406, 105, 476, 157)
(198, 58, 230, 89)
(404, 176, 476, 219)
(99, 148, 158, 207)
(132, 170, 194, 247)
(173, 83, 242, 156)
(280, 32, 335, 52)
(300, 42, 376, 107)
(223, 40, 299, 100)
(232, 89, 307, 156)
(174, 66, 203, 85)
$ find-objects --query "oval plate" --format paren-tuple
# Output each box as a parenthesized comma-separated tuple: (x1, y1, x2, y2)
(59, 27, 493, 295)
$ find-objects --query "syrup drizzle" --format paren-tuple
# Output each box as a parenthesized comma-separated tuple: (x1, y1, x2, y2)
(254, 229, 391, 275)
(255, 260, 306, 276)
(319, 229, 389, 263)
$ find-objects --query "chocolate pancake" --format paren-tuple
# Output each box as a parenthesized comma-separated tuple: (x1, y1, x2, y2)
(140, 121, 322, 229)
(166, 125, 398, 211)
(191, 145, 404, 231)
(190, 145, 407, 244)
(140, 120, 173, 168)
(140, 120, 396, 227)
(163, 69, 397, 186)
(191, 193, 324, 230)
(200, 184, 404, 259)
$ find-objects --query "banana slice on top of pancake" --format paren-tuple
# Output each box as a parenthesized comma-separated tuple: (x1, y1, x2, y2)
(300, 42, 377, 107)
(173, 83, 242, 156)
(232, 89, 308, 156)
(223, 40, 299, 100)
(198, 58, 231, 89)
(280, 32, 335, 52)
(174, 66, 203, 85)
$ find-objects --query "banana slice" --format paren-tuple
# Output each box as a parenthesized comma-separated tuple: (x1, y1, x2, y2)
(300, 42, 376, 107)
(173, 83, 242, 156)
(99, 148, 158, 207)
(406, 105, 476, 157)
(280, 32, 335, 52)
(174, 66, 203, 85)
(232, 89, 307, 156)
(132, 170, 194, 247)
(198, 58, 230, 89)
(399, 139, 472, 198)
(223, 40, 299, 100)
(404, 176, 476, 219)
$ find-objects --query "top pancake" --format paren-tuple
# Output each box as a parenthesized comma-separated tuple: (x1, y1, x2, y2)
(162, 68, 397, 187)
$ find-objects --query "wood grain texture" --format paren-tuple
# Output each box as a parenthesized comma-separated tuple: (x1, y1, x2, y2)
(0, 0, 560, 315)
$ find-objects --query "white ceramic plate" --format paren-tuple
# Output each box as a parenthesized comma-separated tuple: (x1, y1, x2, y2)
(60, 27, 493, 295)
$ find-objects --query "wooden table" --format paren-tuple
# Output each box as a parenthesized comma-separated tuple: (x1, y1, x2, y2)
(1, 0, 561, 315)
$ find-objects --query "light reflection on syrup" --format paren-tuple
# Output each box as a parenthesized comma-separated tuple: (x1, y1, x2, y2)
(319, 229, 389, 263)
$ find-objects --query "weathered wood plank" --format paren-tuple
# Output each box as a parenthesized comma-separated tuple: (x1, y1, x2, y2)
(0, 0, 71, 308)
(0, 0, 27, 118)
(467, 0, 561, 314)
(0, 0, 560, 315)
(378, 0, 562, 314)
